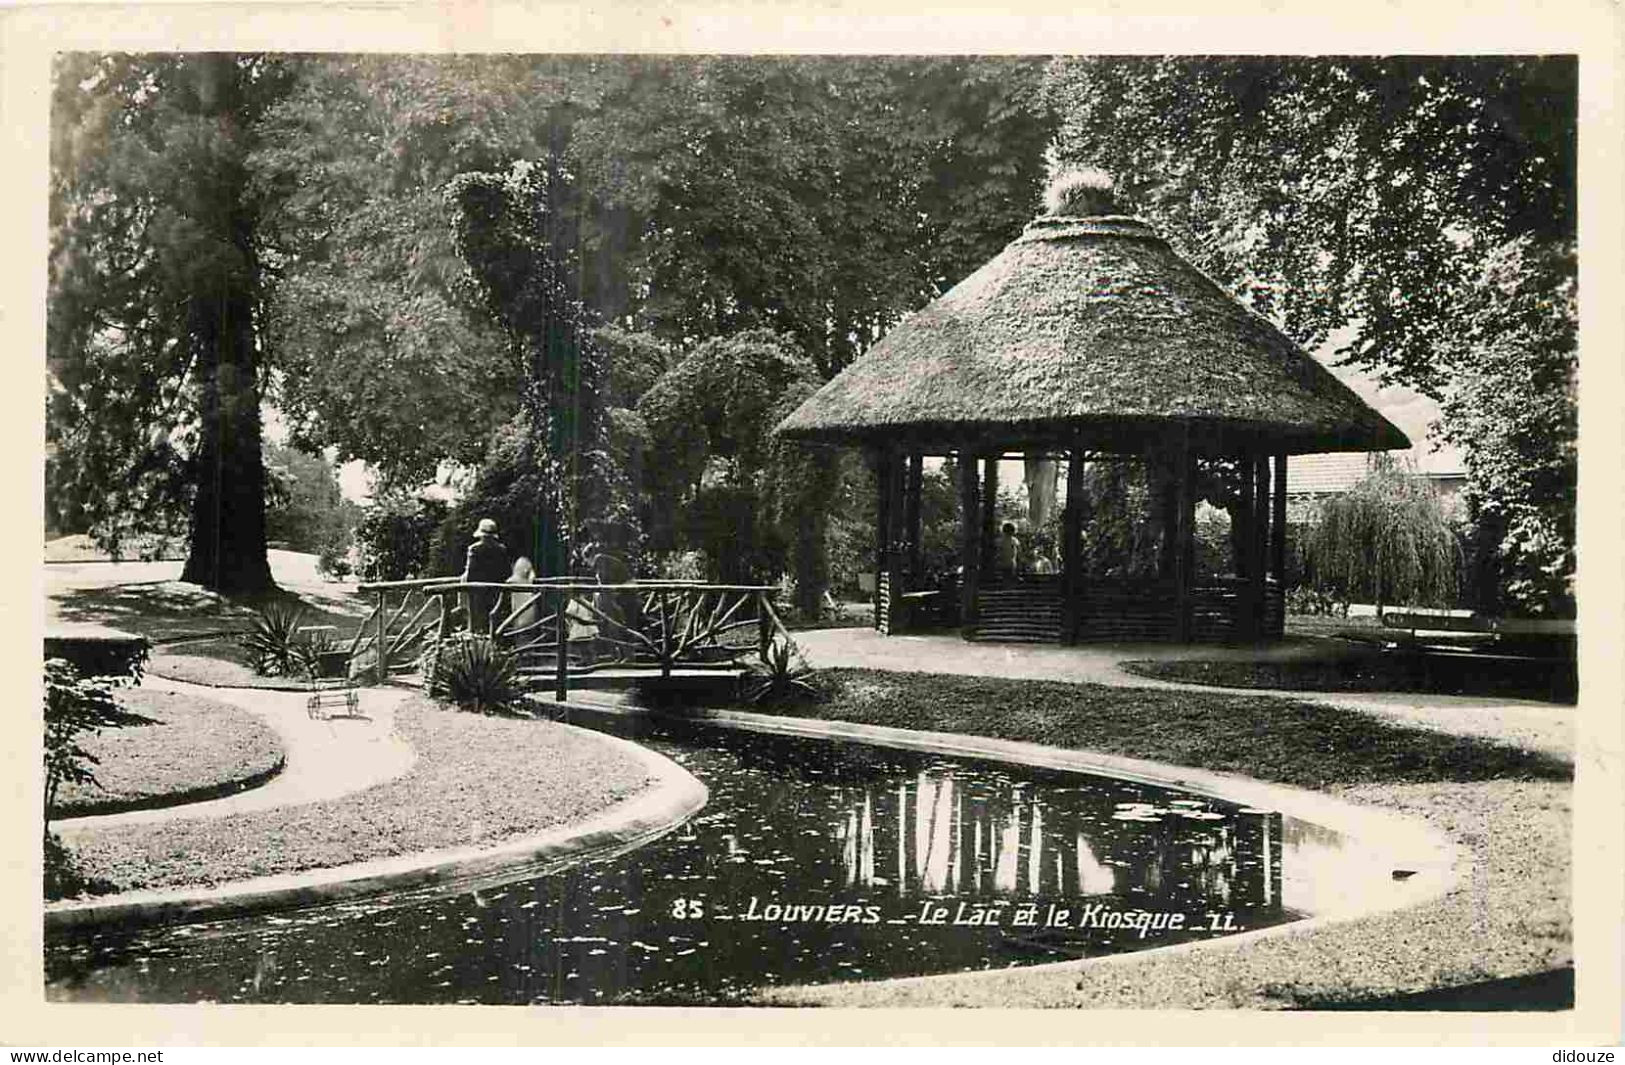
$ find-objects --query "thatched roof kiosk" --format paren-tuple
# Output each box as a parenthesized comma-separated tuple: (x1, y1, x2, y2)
(776, 172, 1409, 645)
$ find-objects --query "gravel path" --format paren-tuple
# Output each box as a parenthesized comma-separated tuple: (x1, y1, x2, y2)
(54, 677, 417, 835)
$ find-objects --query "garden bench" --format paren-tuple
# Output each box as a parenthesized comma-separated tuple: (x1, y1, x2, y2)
(1379, 610, 1575, 660)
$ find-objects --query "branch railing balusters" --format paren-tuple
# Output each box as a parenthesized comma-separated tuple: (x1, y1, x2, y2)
(394, 579, 785, 702)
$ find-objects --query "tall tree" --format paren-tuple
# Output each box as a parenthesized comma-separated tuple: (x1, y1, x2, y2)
(1305, 457, 1462, 613)
(1044, 56, 1576, 613)
(570, 56, 1057, 375)
(252, 55, 550, 489)
(49, 53, 292, 592)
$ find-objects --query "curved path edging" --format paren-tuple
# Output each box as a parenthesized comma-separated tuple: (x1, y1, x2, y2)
(146, 636, 313, 692)
(52, 753, 288, 821)
(45, 720, 707, 933)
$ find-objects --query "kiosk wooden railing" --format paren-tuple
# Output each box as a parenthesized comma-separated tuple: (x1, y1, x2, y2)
(357, 578, 794, 702)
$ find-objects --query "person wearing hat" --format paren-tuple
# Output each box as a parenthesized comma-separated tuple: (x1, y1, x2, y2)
(461, 518, 510, 634)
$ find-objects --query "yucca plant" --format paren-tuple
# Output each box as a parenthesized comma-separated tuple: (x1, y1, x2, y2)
(745, 634, 818, 705)
(239, 603, 309, 677)
(427, 635, 527, 716)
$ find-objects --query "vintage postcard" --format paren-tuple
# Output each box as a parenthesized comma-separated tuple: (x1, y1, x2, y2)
(6, 0, 1622, 1048)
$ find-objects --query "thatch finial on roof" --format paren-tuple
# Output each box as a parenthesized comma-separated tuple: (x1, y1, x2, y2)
(1044, 166, 1119, 217)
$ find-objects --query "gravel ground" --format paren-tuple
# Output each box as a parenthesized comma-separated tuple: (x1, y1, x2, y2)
(51, 690, 285, 817)
(59, 696, 656, 895)
(758, 778, 1571, 1008)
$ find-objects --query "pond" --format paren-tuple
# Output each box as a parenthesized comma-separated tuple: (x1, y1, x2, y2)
(46, 717, 1299, 1004)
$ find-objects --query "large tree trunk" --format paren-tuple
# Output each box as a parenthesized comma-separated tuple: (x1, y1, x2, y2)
(179, 55, 274, 595)
(180, 272, 274, 595)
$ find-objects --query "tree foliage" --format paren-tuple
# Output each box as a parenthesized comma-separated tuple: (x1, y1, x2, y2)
(570, 56, 1056, 374)
(252, 55, 1055, 478)
(1044, 56, 1577, 613)
(252, 56, 537, 488)
(49, 53, 294, 591)
(50, 55, 1058, 597)
(1304, 457, 1462, 611)
(1437, 238, 1577, 615)
(637, 329, 836, 608)
(263, 440, 358, 558)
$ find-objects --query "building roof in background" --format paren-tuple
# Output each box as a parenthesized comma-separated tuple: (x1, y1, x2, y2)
(1285, 349, 1465, 494)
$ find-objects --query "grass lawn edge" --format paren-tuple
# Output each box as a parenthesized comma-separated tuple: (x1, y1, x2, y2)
(52, 754, 287, 820)
(657, 673, 1569, 1011)
(46, 711, 706, 933)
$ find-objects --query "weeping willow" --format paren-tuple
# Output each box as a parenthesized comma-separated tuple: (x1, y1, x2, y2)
(1306, 457, 1463, 612)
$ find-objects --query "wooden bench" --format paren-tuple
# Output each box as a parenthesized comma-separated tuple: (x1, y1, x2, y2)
(1380, 610, 1575, 659)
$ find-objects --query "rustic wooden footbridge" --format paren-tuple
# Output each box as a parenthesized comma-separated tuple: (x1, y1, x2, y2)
(346, 578, 794, 701)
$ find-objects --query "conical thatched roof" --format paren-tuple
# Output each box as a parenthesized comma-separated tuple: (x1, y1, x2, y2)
(777, 213, 1409, 456)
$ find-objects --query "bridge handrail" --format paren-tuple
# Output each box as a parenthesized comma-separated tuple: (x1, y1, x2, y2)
(355, 576, 453, 593)
(418, 580, 781, 594)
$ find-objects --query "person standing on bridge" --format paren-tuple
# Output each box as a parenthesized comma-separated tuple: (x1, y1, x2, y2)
(461, 518, 510, 635)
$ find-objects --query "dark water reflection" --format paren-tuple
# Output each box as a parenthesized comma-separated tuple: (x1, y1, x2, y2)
(46, 719, 1295, 1004)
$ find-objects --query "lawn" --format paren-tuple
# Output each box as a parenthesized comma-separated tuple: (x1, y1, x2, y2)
(1120, 649, 1576, 704)
(741, 668, 1570, 791)
(54, 697, 657, 898)
(51, 689, 285, 818)
(49, 579, 369, 643)
(148, 635, 326, 690)
(44, 534, 186, 564)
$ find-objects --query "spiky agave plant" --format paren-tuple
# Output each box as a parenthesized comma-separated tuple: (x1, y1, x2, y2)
(239, 603, 309, 676)
(745, 635, 818, 705)
(428, 635, 527, 715)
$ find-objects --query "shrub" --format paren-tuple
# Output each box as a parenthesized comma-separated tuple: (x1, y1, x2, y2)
(646, 549, 709, 581)
(1305, 456, 1463, 612)
(44, 656, 151, 896)
(41, 632, 150, 680)
(316, 527, 353, 580)
(239, 603, 309, 677)
(292, 627, 347, 680)
(745, 635, 817, 705)
(356, 491, 449, 582)
(427, 635, 528, 715)
(1285, 585, 1343, 617)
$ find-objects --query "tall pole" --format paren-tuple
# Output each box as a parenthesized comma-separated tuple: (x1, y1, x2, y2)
(958, 452, 981, 632)
(873, 448, 895, 632)
(1172, 430, 1193, 642)
(1252, 453, 1271, 642)
(1271, 453, 1288, 580)
(1062, 451, 1085, 644)
(980, 456, 999, 578)
(1267, 455, 1280, 637)
(1237, 451, 1255, 581)
(904, 453, 924, 588)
